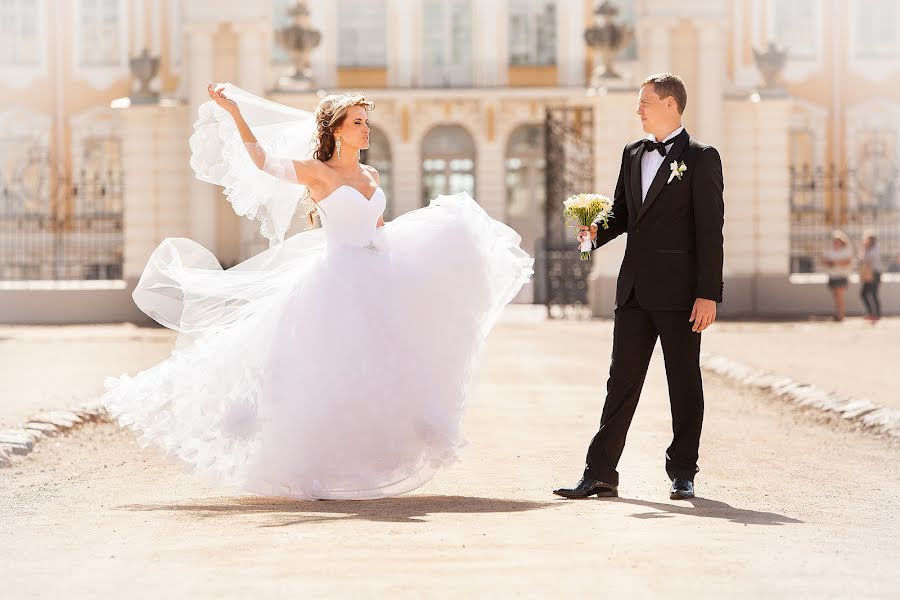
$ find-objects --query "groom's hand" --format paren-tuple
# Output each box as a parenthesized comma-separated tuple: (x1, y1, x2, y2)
(577, 224, 598, 245)
(689, 298, 717, 333)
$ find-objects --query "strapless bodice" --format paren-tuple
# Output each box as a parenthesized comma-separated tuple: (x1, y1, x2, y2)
(316, 185, 386, 250)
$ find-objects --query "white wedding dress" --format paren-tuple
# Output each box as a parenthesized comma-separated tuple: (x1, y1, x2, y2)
(100, 84, 534, 500)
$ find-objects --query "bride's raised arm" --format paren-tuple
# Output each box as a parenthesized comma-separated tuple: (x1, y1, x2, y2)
(206, 84, 320, 188)
(192, 83, 320, 245)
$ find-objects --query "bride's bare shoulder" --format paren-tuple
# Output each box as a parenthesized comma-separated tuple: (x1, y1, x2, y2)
(292, 158, 330, 184)
(362, 163, 381, 184)
(292, 159, 338, 201)
(294, 157, 329, 173)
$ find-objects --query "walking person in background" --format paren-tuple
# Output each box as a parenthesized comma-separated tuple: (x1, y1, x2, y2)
(859, 231, 882, 323)
(822, 230, 853, 322)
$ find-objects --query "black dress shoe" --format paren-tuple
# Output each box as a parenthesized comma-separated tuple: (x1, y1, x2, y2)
(670, 479, 695, 500)
(553, 477, 618, 499)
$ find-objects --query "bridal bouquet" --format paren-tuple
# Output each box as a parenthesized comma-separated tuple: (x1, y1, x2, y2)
(563, 193, 613, 260)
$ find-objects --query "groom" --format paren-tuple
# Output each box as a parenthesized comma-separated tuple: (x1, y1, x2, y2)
(554, 73, 724, 501)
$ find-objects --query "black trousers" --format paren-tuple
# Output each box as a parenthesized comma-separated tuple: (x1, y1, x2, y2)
(584, 291, 704, 485)
(861, 273, 882, 318)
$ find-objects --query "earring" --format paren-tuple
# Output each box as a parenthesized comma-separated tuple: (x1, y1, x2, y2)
(336, 137, 342, 159)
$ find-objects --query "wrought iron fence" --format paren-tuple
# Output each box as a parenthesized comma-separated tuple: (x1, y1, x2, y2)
(0, 146, 124, 281)
(542, 105, 595, 317)
(789, 164, 900, 274)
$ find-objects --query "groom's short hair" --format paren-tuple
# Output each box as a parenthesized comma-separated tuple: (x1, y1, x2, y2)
(642, 73, 687, 114)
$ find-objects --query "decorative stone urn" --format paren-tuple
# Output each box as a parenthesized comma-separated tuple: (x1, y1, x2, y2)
(275, 0, 322, 91)
(753, 41, 788, 96)
(584, 1, 633, 85)
(129, 48, 160, 104)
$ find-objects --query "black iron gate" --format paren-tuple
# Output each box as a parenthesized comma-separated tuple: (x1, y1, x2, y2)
(0, 142, 124, 281)
(542, 105, 595, 317)
(789, 164, 900, 274)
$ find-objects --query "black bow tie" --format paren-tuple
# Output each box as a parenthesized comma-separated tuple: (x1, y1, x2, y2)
(642, 138, 671, 156)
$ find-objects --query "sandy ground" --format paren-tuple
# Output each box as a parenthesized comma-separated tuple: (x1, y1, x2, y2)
(0, 324, 173, 429)
(1, 315, 899, 598)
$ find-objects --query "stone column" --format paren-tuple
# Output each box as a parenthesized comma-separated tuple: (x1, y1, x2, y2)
(587, 90, 644, 318)
(234, 21, 270, 94)
(720, 96, 792, 315)
(234, 20, 272, 259)
(638, 17, 672, 75)
(185, 21, 219, 255)
(307, 0, 337, 88)
(473, 0, 506, 87)
(476, 142, 505, 220)
(750, 99, 792, 281)
(696, 19, 727, 151)
(391, 147, 420, 215)
(556, 0, 586, 86)
(388, 0, 416, 87)
(475, 102, 504, 219)
(390, 102, 421, 216)
(118, 104, 191, 281)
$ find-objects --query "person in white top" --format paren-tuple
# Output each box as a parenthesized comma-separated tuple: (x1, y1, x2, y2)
(822, 230, 853, 322)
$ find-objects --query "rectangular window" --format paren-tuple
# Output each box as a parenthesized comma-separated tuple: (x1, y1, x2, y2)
(338, 0, 387, 68)
(508, 0, 556, 66)
(79, 0, 120, 67)
(855, 0, 897, 59)
(0, 0, 39, 65)
(422, 0, 471, 87)
(771, 0, 818, 60)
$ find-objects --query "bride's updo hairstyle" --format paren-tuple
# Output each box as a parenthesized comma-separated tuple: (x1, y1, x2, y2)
(312, 92, 375, 162)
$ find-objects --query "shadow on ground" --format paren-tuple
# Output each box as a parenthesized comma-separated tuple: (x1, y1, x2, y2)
(604, 496, 804, 526)
(122, 495, 559, 526)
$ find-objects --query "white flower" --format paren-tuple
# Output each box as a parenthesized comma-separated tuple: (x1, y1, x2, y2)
(563, 193, 611, 210)
(667, 160, 687, 184)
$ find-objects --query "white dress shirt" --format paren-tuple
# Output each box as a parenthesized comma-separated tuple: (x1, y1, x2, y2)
(640, 126, 684, 203)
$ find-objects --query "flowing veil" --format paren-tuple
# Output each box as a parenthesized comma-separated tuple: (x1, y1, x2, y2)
(131, 84, 324, 344)
(190, 83, 317, 246)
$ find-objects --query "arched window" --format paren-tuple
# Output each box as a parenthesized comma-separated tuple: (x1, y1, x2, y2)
(505, 124, 545, 302)
(421, 125, 476, 205)
(360, 125, 393, 218)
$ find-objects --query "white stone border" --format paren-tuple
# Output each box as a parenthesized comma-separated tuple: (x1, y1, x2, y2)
(700, 352, 900, 439)
(0, 402, 107, 467)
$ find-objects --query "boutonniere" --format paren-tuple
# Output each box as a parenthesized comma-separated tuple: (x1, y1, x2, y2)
(667, 160, 687, 184)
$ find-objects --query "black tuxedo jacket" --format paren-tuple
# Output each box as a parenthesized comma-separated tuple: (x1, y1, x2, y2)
(592, 128, 724, 310)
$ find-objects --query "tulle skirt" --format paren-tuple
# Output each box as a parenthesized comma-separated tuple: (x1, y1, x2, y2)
(101, 193, 533, 499)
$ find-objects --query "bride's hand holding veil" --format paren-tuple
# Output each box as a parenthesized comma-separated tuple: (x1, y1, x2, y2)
(207, 83, 240, 117)
(203, 83, 322, 190)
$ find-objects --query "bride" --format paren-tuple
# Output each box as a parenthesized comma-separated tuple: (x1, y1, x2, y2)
(100, 83, 534, 500)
